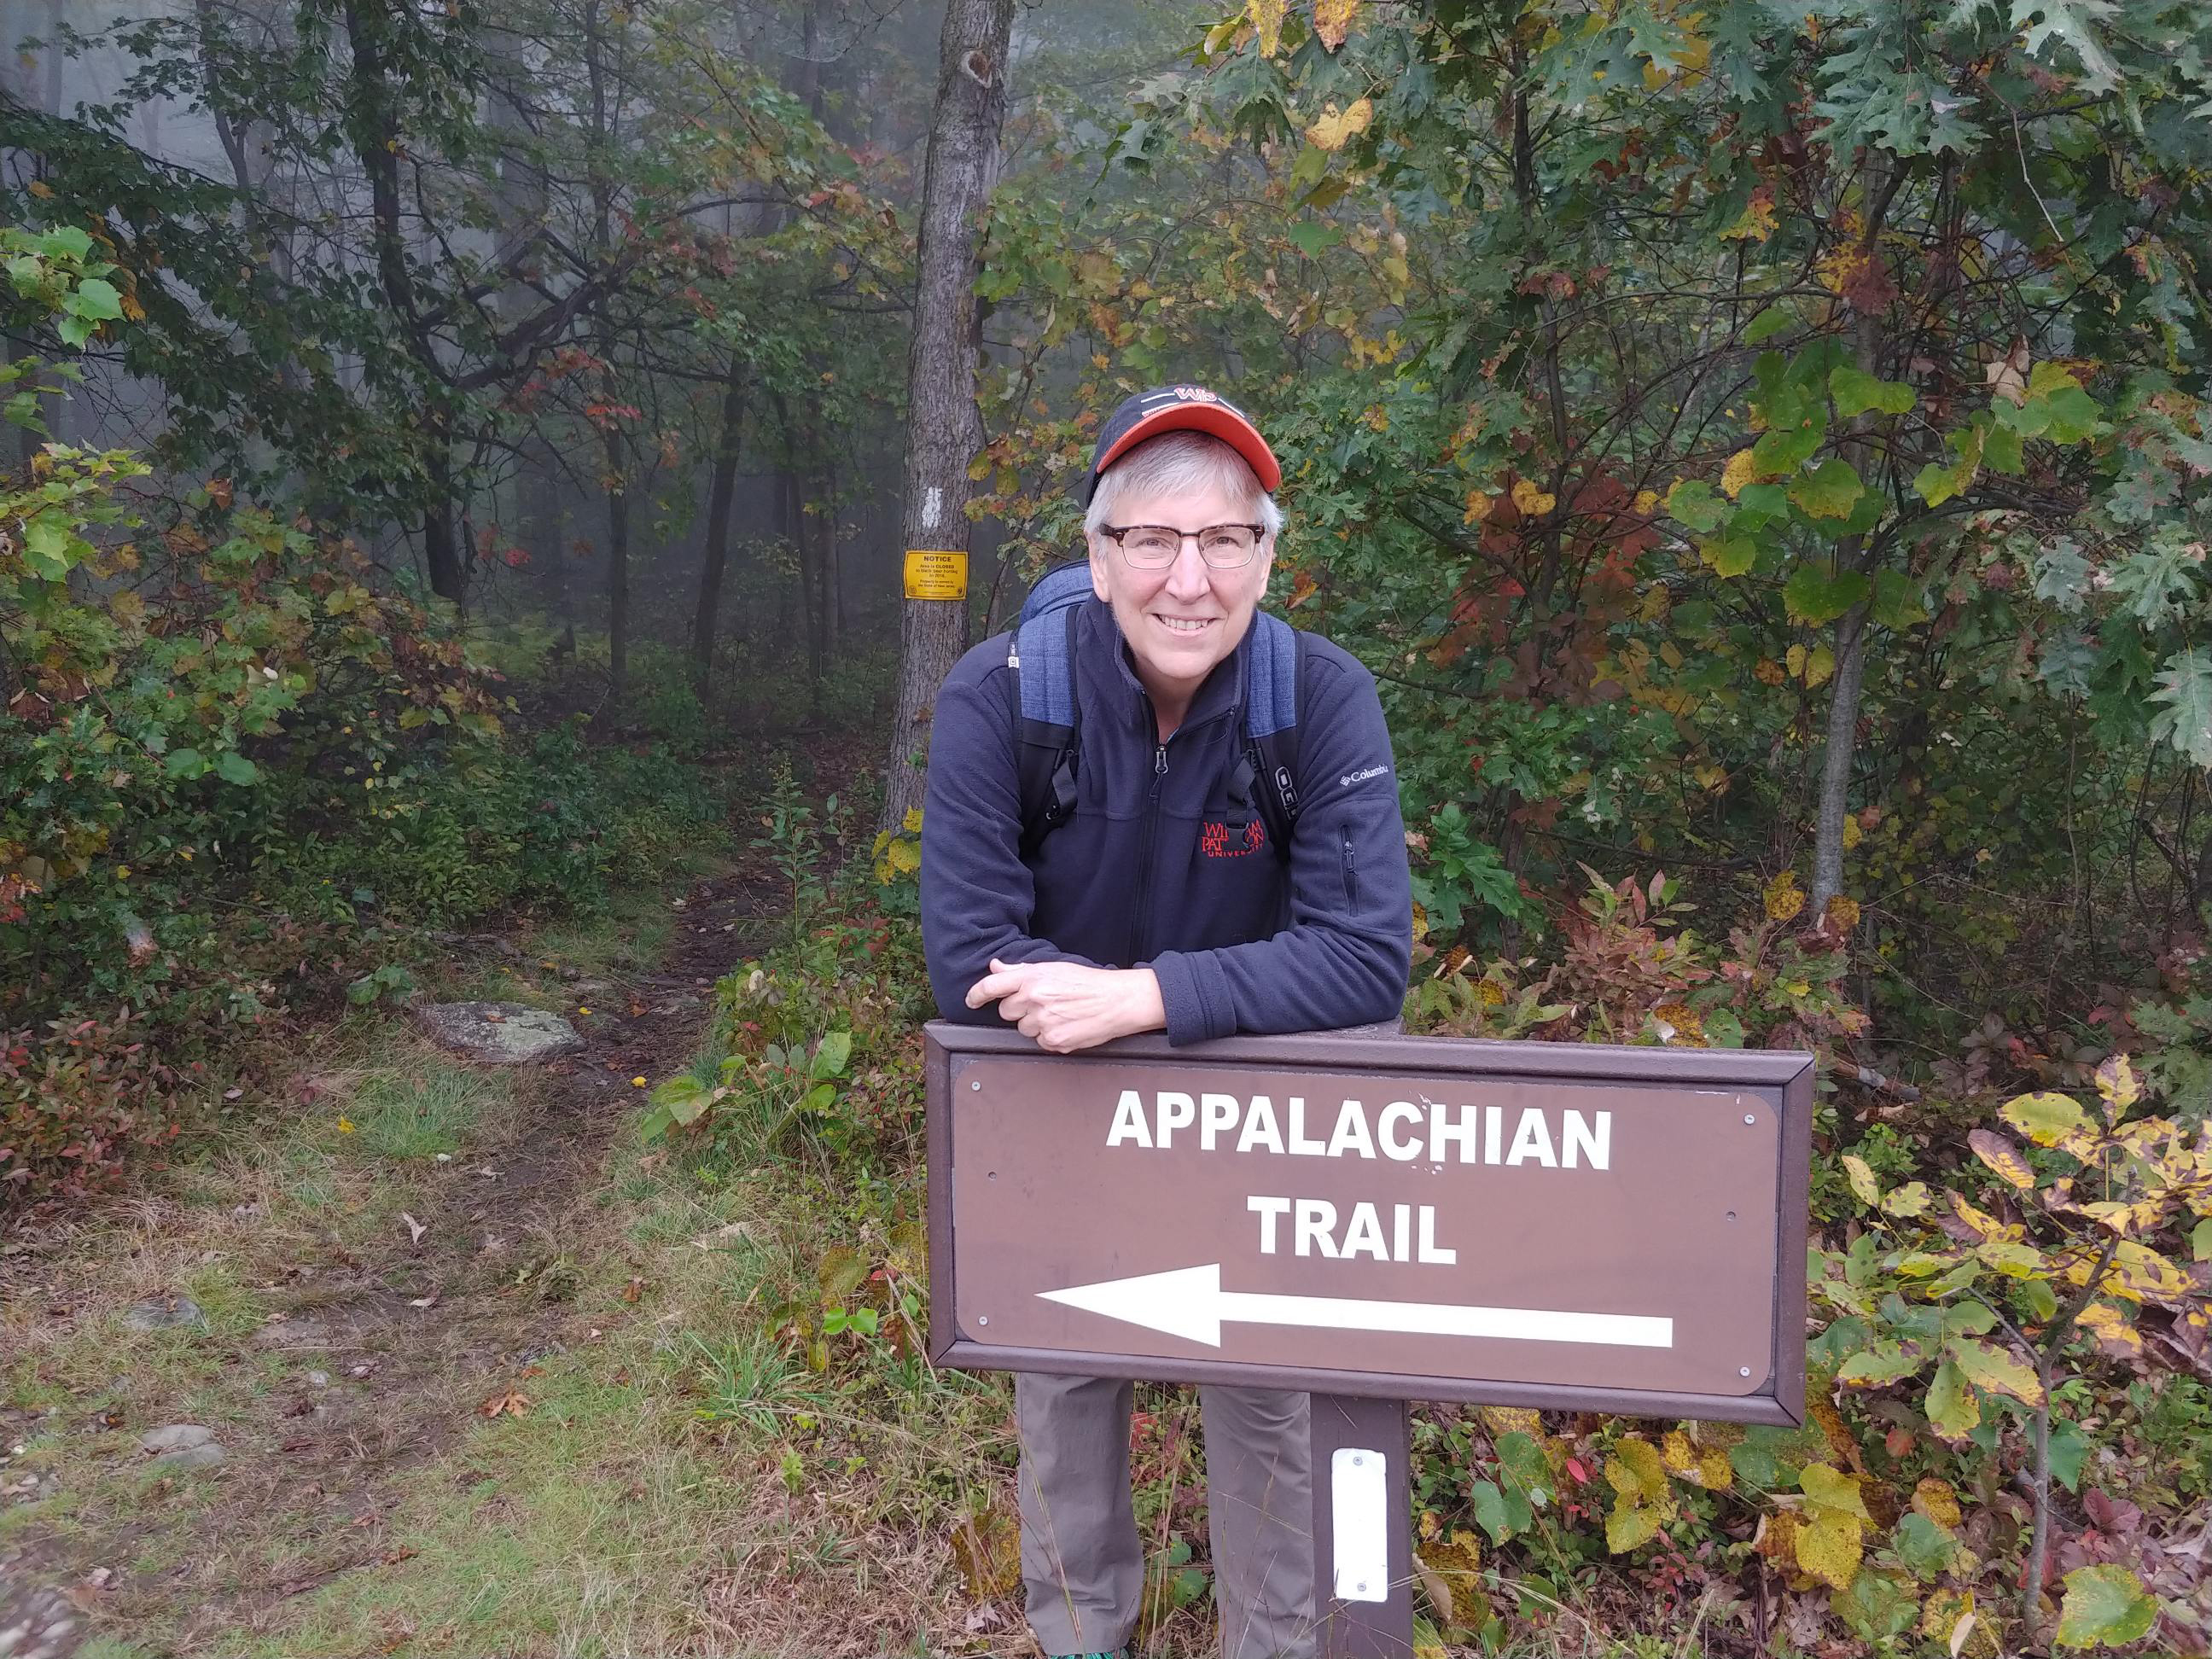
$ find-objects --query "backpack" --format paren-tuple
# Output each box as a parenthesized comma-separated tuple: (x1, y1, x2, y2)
(1005, 560, 1306, 859)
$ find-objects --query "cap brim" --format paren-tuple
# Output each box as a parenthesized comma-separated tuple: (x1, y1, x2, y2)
(1091, 402, 1282, 494)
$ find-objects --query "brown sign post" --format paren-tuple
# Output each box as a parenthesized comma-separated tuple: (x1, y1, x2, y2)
(925, 1022, 1813, 1655)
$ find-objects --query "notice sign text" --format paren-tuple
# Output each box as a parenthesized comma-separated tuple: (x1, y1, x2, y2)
(925, 1025, 1813, 1423)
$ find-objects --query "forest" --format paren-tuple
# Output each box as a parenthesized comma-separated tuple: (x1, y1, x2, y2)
(3, 0, 2210, 1654)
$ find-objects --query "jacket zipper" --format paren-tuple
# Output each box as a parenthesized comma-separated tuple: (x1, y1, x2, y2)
(1341, 826, 1359, 906)
(1129, 720, 1169, 963)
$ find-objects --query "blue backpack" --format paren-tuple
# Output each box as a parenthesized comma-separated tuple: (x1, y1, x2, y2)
(1005, 561, 1307, 859)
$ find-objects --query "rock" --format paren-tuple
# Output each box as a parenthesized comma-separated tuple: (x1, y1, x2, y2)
(307, 1371, 330, 1388)
(252, 1317, 333, 1349)
(120, 1295, 204, 1333)
(141, 1426, 225, 1471)
(412, 1002, 583, 1065)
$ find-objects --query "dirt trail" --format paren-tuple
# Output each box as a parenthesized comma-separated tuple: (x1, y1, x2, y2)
(0, 782, 842, 1655)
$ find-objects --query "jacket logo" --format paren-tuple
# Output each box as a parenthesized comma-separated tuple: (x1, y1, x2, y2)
(1202, 819, 1266, 859)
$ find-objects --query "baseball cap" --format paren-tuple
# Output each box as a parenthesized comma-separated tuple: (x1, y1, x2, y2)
(1087, 384, 1282, 500)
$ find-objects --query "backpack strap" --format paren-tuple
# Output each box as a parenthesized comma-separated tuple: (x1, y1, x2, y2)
(1231, 613, 1306, 862)
(1008, 591, 1085, 852)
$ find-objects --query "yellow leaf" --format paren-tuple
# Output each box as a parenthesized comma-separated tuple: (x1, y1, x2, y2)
(1606, 1435, 1668, 1502)
(1463, 490, 1494, 523)
(1841, 1154, 1881, 1208)
(1720, 191, 1778, 243)
(1968, 1129, 2036, 1190)
(2076, 1301, 2143, 1358)
(1842, 814, 1862, 849)
(902, 806, 923, 834)
(1720, 448, 1761, 498)
(1763, 870, 1806, 923)
(1633, 489, 1660, 515)
(1248, 0, 1286, 54)
(2094, 1053, 2140, 1120)
(1912, 1477, 1963, 1529)
(888, 837, 921, 873)
(1313, 0, 1360, 50)
(1791, 1505, 1863, 1592)
(1511, 475, 1557, 516)
(1480, 1406, 1545, 1441)
(1305, 96, 1373, 151)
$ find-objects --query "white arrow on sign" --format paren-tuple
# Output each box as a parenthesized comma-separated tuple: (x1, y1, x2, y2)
(1037, 1263, 1674, 1351)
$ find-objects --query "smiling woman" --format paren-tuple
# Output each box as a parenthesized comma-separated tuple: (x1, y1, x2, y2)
(1082, 429, 1284, 739)
(919, 381, 1415, 1659)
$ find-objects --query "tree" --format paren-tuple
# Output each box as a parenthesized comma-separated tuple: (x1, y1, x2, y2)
(876, 0, 1014, 834)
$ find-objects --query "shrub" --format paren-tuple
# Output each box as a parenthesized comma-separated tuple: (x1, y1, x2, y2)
(0, 1013, 179, 1210)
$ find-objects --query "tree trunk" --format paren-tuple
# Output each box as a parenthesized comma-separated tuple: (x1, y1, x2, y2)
(605, 431, 630, 704)
(1811, 154, 1905, 911)
(876, 0, 1015, 835)
(691, 362, 747, 688)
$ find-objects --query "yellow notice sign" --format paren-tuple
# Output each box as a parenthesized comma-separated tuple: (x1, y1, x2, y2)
(904, 549, 969, 601)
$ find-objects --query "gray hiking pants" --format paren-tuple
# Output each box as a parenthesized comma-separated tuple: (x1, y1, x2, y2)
(1014, 1372, 1317, 1658)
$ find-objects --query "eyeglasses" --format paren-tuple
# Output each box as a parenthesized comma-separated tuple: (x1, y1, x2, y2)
(1098, 523, 1267, 569)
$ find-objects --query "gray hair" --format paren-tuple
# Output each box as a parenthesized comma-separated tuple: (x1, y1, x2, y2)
(1085, 430, 1284, 537)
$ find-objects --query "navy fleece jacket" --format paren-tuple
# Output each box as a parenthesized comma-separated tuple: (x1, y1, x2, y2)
(921, 597, 1412, 1045)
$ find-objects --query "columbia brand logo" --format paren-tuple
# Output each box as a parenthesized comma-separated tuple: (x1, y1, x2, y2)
(1341, 765, 1389, 789)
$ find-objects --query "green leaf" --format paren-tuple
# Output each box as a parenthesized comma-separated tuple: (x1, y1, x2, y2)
(1892, 1512, 1955, 1580)
(1699, 534, 1756, 577)
(1944, 1336, 2045, 1406)
(1469, 1477, 1529, 1542)
(1837, 1344, 1924, 1387)
(1604, 1503, 1663, 1552)
(1829, 365, 1914, 416)
(215, 751, 259, 786)
(2192, 1216, 2212, 1262)
(164, 748, 207, 779)
(1743, 307, 1795, 345)
(1664, 479, 1726, 533)
(2055, 1563, 2158, 1648)
(1285, 222, 1342, 258)
(1925, 1359, 1979, 1438)
(812, 1029, 853, 1078)
(66, 277, 124, 322)
(2023, 1277, 2060, 1320)
(2049, 1414, 2090, 1493)
(648, 1074, 716, 1127)
(2001, 1090, 2091, 1146)
(21, 509, 86, 580)
(1495, 1431, 1551, 1504)
(1871, 571, 1928, 630)
(2149, 649, 2212, 768)
(1783, 564, 1871, 624)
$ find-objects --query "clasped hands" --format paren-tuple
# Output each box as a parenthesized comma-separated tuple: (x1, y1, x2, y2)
(963, 958, 1165, 1053)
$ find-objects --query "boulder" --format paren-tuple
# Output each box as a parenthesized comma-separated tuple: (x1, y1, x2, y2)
(412, 1002, 582, 1065)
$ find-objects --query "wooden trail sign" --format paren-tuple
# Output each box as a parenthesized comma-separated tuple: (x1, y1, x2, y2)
(925, 1022, 1813, 1655)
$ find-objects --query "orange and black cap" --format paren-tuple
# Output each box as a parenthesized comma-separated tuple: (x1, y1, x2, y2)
(1087, 384, 1281, 501)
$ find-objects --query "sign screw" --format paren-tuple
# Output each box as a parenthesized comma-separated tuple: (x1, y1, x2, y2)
(1743, 1113, 1755, 1125)
(971, 1080, 981, 1091)
(1739, 1366, 1751, 1377)
(977, 1315, 989, 1326)
(1355, 1582, 1367, 1594)
(1352, 1455, 1363, 1466)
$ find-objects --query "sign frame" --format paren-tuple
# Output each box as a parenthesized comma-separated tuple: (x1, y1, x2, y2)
(925, 1022, 1813, 1426)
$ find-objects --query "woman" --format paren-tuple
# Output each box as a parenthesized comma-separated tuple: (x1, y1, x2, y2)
(922, 384, 1413, 1659)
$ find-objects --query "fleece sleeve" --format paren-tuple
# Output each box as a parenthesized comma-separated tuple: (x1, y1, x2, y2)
(1145, 651, 1413, 1044)
(919, 650, 1102, 1026)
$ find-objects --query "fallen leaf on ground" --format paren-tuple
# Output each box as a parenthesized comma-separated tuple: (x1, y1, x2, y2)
(400, 1213, 427, 1245)
(478, 1388, 531, 1418)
